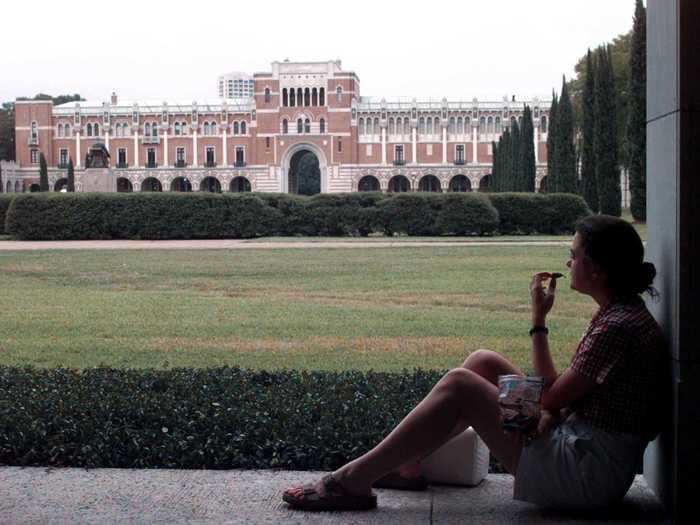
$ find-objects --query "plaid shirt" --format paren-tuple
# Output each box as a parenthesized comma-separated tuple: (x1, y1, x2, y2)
(569, 296, 667, 440)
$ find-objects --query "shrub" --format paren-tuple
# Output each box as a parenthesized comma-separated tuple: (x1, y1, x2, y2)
(435, 193, 499, 235)
(487, 192, 590, 234)
(0, 366, 447, 471)
(0, 195, 14, 234)
(378, 193, 443, 236)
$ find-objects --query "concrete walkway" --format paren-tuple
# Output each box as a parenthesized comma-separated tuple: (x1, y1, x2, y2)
(0, 468, 666, 524)
(0, 239, 570, 251)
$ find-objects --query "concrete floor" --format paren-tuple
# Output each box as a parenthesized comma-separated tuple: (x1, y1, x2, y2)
(0, 468, 667, 524)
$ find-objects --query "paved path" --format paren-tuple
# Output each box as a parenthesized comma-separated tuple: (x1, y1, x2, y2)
(0, 468, 665, 524)
(0, 239, 570, 251)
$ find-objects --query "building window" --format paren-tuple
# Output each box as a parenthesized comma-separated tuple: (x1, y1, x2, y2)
(336, 86, 342, 103)
(456, 144, 465, 164)
(205, 147, 215, 166)
(176, 147, 185, 164)
(495, 117, 502, 134)
(118, 148, 127, 167)
(304, 118, 310, 133)
(487, 116, 494, 134)
(87, 123, 93, 137)
(479, 117, 486, 136)
(94, 123, 100, 136)
(31, 121, 38, 140)
(174, 122, 181, 136)
(338, 138, 342, 152)
(282, 119, 288, 134)
(57, 124, 64, 138)
(147, 148, 156, 167)
(290, 89, 296, 107)
(389, 118, 395, 135)
(235, 146, 245, 165)
(283, 88, 288, 107)
(319, 118, 325, 134)
(419, 117, 425, 134)
(395, 145, 404, 164)
(266, 136, 270, 149)
(541, 116, 548, 134)
(240, 121, 246, 135)
(312, 88, 318, 106)
(449, 117, 455, 134)
(359, 118, 365, 135)
(30, 149, 39, 164)
(404, 118, 410, 135)
(264, 88, 271, 103)
(297, 118, 303, 134)
(233, 122, 239, 135)
(144, 123, 150, 137)
(319, 87, 325, 106)
(59, 149, 68, 166)
(65, 124, 71, 137)
(203, 122, 210, 135)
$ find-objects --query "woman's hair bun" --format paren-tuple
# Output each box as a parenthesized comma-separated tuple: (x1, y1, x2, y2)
(637, 262, 657, 294)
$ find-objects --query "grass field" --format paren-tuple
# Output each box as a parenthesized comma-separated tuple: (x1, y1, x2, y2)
(0, 245, 600, 372)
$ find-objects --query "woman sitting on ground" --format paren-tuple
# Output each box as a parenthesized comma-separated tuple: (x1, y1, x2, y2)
(283, 215, 667, 512)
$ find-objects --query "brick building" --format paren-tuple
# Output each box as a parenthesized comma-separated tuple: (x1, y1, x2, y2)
(12, 59, 550, 193)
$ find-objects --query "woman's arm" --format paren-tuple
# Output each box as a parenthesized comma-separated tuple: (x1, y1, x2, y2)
(529, 273, 559, 386)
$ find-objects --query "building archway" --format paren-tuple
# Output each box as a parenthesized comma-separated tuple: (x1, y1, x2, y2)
(449, 175, 471, 192)
(388, 175, 410, 193)
(358, 175, 380, 192)
(200, 176, 222, 193)
(29, 184, 41, 192)
(141, 177, 162, 192)
(418, 174, 442, 192)
(54, 178, 68, 192)
(171, 177, 192, 192)
(281, 142, 327, 194)
(230, 176, 251, 192)
(117, 178, 133, 192)
(479, 174, 492, 192)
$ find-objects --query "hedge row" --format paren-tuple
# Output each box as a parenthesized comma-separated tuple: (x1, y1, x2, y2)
(4, 192, 590, 240)
(0, 195, 14, 234)
(0, 366, 516, 472)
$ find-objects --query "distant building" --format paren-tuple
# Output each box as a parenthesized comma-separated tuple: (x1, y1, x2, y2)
(12, 59, 550, 194)
(218, 72, 254, 99)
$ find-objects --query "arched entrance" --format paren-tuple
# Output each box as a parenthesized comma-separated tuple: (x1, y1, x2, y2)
(358, 175, 380, 192)
(281, 143, 327, 194)
(54, 178, 68, 192)
(230, 176, 251, 192)
(200, 176, 221, 193)
(141, 177, 162, 192)
(170, 177, 191, 192)
(418, 175, 442, 192)
(479, 174, 492, 192)
(117, 178, 133, 192)
(449, 175, 471, 192)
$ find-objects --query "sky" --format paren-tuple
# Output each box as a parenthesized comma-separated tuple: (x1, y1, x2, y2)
(0, 0, 638, 104)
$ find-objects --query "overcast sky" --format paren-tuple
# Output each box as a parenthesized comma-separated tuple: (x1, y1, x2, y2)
(1, 0, 638, 104)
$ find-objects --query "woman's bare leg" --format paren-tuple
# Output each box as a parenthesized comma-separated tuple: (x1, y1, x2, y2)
(393, 349, 526, 474)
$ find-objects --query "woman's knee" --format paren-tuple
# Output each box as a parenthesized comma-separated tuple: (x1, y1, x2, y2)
(462, 349, 522, 384)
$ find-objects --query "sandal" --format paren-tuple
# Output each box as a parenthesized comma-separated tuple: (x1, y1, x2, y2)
(372, 471, 428, 491)
(282, 474, 377, 511)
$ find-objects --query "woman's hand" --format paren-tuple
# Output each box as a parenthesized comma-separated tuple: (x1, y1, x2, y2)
(522, 409, 560, 444)
(529, 272, 558, 324)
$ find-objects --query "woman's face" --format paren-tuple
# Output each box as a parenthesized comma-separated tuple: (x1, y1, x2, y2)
(566, 232, 599, 294)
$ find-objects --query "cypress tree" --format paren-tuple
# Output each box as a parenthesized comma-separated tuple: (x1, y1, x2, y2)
(39, 153, 49, 192)
(67, 157, 75, 192)
(594, 46, 622, 216)
(546, 92, 558, 192)
(501, 129, 512, 191)
(628, 0, 646, 220)
(0, 164, 3, 193)
(556, 77, 577, 193)
(510, 119, 521, 191)
(580, 49, 598, 211)
(519, 105, 536, 191)
(491, 140, 500, 192)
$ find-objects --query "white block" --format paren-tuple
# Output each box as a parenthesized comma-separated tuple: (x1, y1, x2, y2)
(420, 427, 489, 486)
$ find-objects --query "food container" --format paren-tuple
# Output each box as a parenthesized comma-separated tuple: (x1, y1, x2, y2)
(497, 375, 545, 432)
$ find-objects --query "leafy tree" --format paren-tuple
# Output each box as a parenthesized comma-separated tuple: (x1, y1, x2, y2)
(296, 152, 321, 195)
(39, 153, 49, 192)
(67, 158, 75, 192)
(546, 92, 558, 192)
(580, 49, 599, 212)
(0, 102, 16, 161)
(556, 78, 577, 193)
(594, 46, 621, 216)
(628, 0, 646, 220)
(518, 105, 536, 191)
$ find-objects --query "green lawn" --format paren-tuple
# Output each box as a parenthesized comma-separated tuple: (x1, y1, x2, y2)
(0, 246, 598, 372)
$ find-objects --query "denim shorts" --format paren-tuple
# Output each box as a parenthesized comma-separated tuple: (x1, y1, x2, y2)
(513, 412, 647, 510)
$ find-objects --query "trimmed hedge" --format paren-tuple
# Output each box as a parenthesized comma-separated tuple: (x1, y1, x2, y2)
(488, 193, 591, 235)
(0, 366, 459, 471)
(0, 195, 14, 234)
(4, 192, 590, 240)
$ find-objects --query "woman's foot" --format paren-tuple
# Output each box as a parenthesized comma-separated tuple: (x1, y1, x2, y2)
(372, 463, 428, 491)
(282, 474, 377, 511)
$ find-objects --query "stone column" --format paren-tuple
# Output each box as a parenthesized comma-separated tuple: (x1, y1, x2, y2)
(472, 123, 478, 163)
(134, 131, 139, 167)
(533, 120, 540, 164)
(411, 126, 417, 164)
(442, 126, 448, 164)
(162, 125, 169, 168)
(193, 131, 198, 167)
(222, 128, 228, 166)
(75, 131, 81, 168)
(381, 127, 387, 165)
